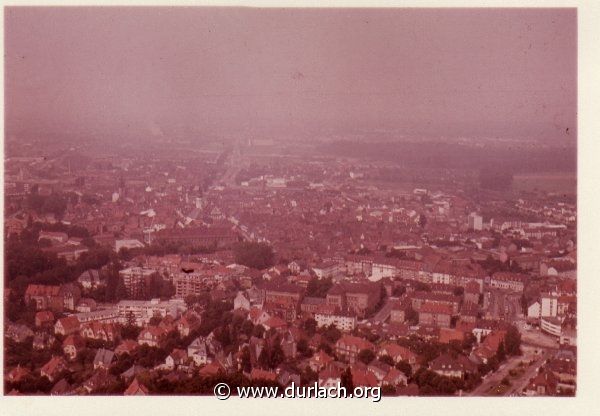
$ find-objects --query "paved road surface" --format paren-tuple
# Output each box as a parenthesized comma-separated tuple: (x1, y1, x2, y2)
(371, 298, 398, 324)
(468, 354, 524, 396)
(506, 350, 553, 396)
(468, 348, 552, 396)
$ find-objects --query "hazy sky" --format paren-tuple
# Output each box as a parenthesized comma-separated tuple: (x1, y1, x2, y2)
(5, 7, 577, 140)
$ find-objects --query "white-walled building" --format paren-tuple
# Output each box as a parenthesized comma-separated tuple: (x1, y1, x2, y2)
(468, 213, 483, 231)
(527, 301, 541, 319)
(540, 316, 562, 337)
(541, 294, 558, 317)
(117, 298, 187, 326)
(314, 313, 356, 332)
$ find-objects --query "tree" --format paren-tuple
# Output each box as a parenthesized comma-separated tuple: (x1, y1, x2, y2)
(318, 342, 333, 356)
(297, 339, 311, 358)
(241, 320, 254, 338)
(496, 341, 507, 362)
(306, 277, 333, 298)
(462, 333, 477, 351)
(115, 277, 128, 301)
(487, 356, 500, 372)
(301, 367, 318, 386)
(233, 242, 274, 270)
(381, 384, 397, 396)
(303, 319, 317, 336)
(245, 322, 263, 337)
(121, 323, 141, 340)
(405, 306, 419, 325)
(414, 281, 431, 292)
(269, 344, 285, 369)
(126, 311, 136, 327)
(149, 316, 162, 326)
(453, 286, 464, 297)
(395, 360, 412, 377)
(357, 349, 376, 365)
(322, 325, 342, 344)
(504, 325, 522, 356)
(392, 285, 406, 297)
(418, 214, 427, 229)
(257, 342, 284, 370)
(340, 368, 354, 391)
(379, 354, 395, 367)
(240, 346, 252, 373)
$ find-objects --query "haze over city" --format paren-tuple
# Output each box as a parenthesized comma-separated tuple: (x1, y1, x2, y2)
(6, 7, 576, 141)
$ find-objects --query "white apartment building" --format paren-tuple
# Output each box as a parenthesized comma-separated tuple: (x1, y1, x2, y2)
(468, 213, 483, 231)
(540, 316, 562, 337)
(314, 313, 357, 332)
(541, 294, 558, 317)
(116, 298, 187, 326)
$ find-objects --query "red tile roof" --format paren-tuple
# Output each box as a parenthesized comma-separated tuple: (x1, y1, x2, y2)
(124, 378, 149, 395)
(420, 302, 454, 315)
(250, 368, 278, 381)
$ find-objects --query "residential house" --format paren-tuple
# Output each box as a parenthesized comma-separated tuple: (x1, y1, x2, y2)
(5, 322, 34, 343)
(198, 362, 225, 378)
(35, 310, 55, 328)
(418, 303, 453, 328)
(326, 282, 382, 318)
(382, 367, 408, 387)
(138, 326, 168, 347)
(83, 369, 116, 393)
(54, 316, 81, 336)
(464, 281, 481, 304)
(524, 370, 558, 396)
(234, 291, 251, 311)
(77, 269, 105, 290)
(527, 301, 541, 320)
(80, 321, 120, 343)
(308, 350, 334, 372)
(76, 298, 98, 313)
(187, 337, 210, 366)
(93, 348, 115, 370)
(318, 368, 341, 388)
(165, 348, 188, 370)
(62, 335, 86, 360)
(429, 354, 476, 379)
(250, 368, 278, 382)
(248, 307, 271, 326)
(278, 370, 301, 387)
(124, 378, 150, 395)
(6, 365, 30, 383)
(335, 335, 375, 364)
(50, 378, 73, 396)
(368, 359, 392, 383)
(411, 291, 460, 314)
(33, 332, 56, 350)
(40, 356, 69, 382)
(490, 272, 526, 292)
(352, 367, 379, 388)
(377, 342, 417, 365)
(115, 339, 139, 356)
(176, 312, 201, 337)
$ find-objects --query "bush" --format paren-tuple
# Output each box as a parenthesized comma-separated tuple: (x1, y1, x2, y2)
(357, 349, 376, 365)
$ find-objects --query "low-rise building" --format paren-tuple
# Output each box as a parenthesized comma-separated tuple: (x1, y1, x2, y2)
(314, 312, 356, 332)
